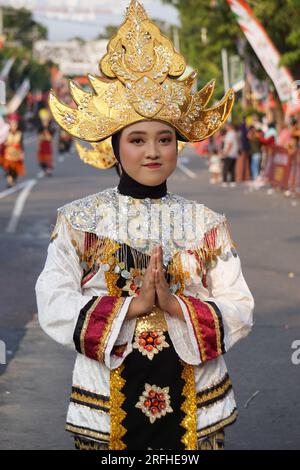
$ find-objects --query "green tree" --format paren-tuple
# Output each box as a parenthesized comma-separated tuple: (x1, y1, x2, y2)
(0, 7, 51, 98)
(251, 0, 300, 76)
(163, 0, 240, 97)
(163, 0, 300, 92)
(3, 7, 47, 50)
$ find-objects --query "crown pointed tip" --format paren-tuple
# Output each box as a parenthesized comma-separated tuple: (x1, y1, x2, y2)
(129, 0, 143, 8)
(227, 88, 235, 99)
(127, 0, 147, 17)
(48, 91, 57, 102)
(69, 80, 78, 89)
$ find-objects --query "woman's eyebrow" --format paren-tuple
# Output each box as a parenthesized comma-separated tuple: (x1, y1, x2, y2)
(158, 130, 174, 135)
(128, 130, 174, 136)
(128, 131, 147, 136)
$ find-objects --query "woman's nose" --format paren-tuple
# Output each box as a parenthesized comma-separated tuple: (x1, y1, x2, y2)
(145, 142, 159, 159)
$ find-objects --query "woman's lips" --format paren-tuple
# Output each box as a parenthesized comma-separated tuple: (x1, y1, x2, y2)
(143, 163, 162, 169)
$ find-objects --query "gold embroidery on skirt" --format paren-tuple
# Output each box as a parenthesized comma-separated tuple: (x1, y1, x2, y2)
(180, 362, 197, 450)
(109, 364, 127, 450)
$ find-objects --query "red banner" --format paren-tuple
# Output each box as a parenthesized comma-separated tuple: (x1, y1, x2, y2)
(268, 146, 293, 190)
(288, 151, 300, 196)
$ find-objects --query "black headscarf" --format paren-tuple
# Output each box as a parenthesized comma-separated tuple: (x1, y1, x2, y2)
(112, 131, 172, 199)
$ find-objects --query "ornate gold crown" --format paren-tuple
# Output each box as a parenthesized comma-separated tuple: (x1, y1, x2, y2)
(49, 0, 234, 143)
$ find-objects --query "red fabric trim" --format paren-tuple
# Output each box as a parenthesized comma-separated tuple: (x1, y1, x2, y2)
(81, 272, 96, 287)
(180, 295, 220, 361)
(84, 296, 121, 361)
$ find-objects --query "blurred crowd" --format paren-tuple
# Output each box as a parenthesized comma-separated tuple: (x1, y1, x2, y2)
(0, 107, 72, 189)
(1, 105, 300, 195)
(207, 115, 300, 189)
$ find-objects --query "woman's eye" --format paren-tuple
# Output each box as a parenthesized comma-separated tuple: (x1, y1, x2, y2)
(131, 139, 144, 144)
(160, 138, 172, 144)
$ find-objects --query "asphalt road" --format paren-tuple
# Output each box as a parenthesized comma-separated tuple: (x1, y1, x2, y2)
(0, 132, 299, 449)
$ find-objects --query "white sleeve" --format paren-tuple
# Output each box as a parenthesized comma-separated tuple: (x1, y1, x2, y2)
(164, 308, 201, 365)
(105, 311, 137, 370)
(35, 211, 135, 369)
(35, 211, 93, 349)
(205, 249, 254, 352)
(168, 221, 254, 364)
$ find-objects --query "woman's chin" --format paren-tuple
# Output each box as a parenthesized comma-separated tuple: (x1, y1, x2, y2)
(130, 171, 166, 187)
(140, 177, 165, 186)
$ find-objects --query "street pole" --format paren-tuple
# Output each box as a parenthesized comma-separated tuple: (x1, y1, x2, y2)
(222, 48, 230, 92)
(0, 8, 3, 36)
(222, 48, 232, 122)
(173, 27, 180, 52)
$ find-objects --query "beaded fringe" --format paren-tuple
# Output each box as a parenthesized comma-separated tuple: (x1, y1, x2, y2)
(51, 212, 236, 293)
(81, 219, 235, 284)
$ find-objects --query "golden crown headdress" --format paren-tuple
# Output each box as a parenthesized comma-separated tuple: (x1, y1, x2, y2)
(49, 0, 234, 144)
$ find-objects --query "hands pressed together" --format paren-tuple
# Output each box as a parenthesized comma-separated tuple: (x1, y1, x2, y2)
(126, 245, 183, 320)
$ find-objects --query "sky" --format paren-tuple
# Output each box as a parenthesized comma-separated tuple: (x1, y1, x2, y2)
(0, 0, 180, 41)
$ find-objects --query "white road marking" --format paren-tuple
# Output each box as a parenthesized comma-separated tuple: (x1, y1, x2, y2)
(177, 162, 197, 179)
(5, 179, 37, 233)
(0, 181, 29, 200)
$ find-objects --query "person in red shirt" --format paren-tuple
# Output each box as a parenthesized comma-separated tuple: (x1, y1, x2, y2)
(2, 113, 25, 188)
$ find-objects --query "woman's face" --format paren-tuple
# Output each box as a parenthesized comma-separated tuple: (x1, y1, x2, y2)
(119, 121, 178, 186)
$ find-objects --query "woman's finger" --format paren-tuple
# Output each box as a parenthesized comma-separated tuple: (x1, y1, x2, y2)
(157, 245, 163, 267)
(148, 246, 156, 272)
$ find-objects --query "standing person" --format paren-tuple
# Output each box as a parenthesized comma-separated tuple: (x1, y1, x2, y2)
(0, 115, 10, 171)
(37, 108, 55, 177)
(36, 0, 254, 451)
(235, 118, 251, 183)
(258, 122, 277, 177)
(2, 113, 25, 188)
(208, 143, 222, 184)
(248, 126, 263, 181)
(222, 123, 239, 187)
(277, 122, 291, 149)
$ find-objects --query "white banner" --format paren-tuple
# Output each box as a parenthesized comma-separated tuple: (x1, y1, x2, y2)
(34, 40, 108, 76)
(0, 57, 15, 81)
(227, 0, 294, 103)
(6, 79, 30, 114)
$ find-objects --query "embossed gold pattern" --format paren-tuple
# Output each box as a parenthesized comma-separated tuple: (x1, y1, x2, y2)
(70, 391, 110, 412)
(135, 306, 168, 335)
(180, 363, 197, 450)
(109, 364, 127, 450)
(197, 374, 232, 407)
(49, 1, 234, 144)
(66, 423, 109, 442)
(75, 139, 117, 170)
(197, 408, 238, 438)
